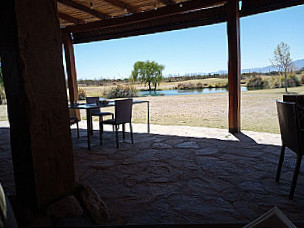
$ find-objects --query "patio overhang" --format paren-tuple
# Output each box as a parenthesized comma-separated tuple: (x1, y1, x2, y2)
(60, 0, 304, 43)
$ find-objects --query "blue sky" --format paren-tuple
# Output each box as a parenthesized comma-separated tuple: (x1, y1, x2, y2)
(73, 5, 304, 80)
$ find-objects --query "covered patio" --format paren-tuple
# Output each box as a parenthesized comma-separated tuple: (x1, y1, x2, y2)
(0, 0, 304, 226)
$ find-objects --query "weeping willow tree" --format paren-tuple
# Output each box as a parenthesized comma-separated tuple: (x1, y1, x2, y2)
(130, 60, 165, 91)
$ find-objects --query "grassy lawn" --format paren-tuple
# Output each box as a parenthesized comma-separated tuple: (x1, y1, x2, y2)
(0, 85, 303, 134)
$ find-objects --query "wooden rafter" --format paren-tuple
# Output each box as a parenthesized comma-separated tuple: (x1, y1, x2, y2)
(64, 0, 226, 33)
(58, 12, 86, 24)
(157, 0, 175, 6)
(101, 0, 140, 13)
(72, 6, 226, 43)
(57, 0, 109, 19)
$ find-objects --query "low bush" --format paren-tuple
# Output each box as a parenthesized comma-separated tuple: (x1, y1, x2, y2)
(301, 73, 304, 84)
(214, 82, 228, 88)
(246, 76, 268, 88)
(0, 86, 6, 105)
(78, 88, 86, 100)
(267, 77, 280, 89)
(196, 82, 203, 89)
(285, 75, 300, 87)
(106, 85, 138, 98)
(176, 82, 196, 90)
(176, 82, 227, 90)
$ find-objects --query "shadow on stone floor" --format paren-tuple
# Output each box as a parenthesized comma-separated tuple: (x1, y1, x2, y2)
(1, 127, 304, 225)
(71, 128, 304, 225)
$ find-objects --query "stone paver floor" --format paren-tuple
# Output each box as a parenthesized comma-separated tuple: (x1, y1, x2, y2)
(1, 121, 304, 225)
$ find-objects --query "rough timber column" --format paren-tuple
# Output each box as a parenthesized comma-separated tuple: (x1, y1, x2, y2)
(63, 32, 80, 119)
(227, 0, 241, 133)
(63, 32, 79, 105)
(0, 0, 75, 207)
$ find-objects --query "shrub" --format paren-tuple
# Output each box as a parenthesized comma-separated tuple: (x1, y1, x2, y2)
(0, 86, 6, 105)
(106, 85, 138, 99)
(214, 82, 228, 88)
(267, 75, 300, 89)
(196, 82, 203, 89)
(301, 72, 304, 84)
(285, 75, 300, 87)
(246, 76, 268, 88)
(268, 77, 280, 89)
(78, 88, 86, 100)
(177, 82, 196, 90)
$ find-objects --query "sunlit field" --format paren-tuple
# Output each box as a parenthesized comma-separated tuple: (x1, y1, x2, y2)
(1, 84, 303, 134)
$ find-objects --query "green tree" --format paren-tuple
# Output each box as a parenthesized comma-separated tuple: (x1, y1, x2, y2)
(271, 42, 293, 93)
(130, 61, 165, 91)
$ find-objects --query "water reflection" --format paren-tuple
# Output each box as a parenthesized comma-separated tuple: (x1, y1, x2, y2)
(139, 87, 248, 97)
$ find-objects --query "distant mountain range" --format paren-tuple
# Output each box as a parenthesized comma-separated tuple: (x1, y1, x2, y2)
(210, 59, 304, 75)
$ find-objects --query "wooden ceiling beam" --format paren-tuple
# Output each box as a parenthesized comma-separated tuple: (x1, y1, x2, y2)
(57, 0, 109, 19)
(64, 0, 226, 33)
(71, 6, 226, 43)
(58, 12, 86, 24)
(101, 0, 140, 13)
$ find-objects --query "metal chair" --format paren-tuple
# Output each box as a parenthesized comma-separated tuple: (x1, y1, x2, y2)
(86, 97, 114, 134)
(276, 100, 304, 199)
(99, 98, 134, 148)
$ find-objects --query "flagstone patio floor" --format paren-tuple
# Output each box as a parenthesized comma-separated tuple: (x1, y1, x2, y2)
(1, 121, 304, 225)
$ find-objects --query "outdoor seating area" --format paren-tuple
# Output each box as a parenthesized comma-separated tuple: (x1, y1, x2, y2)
(69, 98, 149, 149)
(1, 0, 304, 226)
(1, 121, 304, 225)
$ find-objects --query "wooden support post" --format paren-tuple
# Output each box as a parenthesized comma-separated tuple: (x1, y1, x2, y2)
(63, 32, 79, 105)
(0, 0, 75, 207)
(227, 0, 241, 133)
(62, 32, 80, 120)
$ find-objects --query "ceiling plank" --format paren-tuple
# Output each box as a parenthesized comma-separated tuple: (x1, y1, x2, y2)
(101, 0, 140, 13)
(57, 0, 109, 19)
(58, 12, 86, 24)
(157, 0, 175, 6)
(64, 0, 226, 33)
(241, 0, 304, 17)
(72, 6, 226, 43)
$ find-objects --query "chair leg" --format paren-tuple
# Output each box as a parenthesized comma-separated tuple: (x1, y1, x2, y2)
(76, 121, 79, 138)
(276, 145, 285, 182)
(130, 122, 134, 144)
(99, 120, 103, 146)
(111, 114, 114, 132)
(122, 124, 125, 139)
(289, 155, 302, 200)
(115, 125, 119, 148)
(90, 116, 94, 135)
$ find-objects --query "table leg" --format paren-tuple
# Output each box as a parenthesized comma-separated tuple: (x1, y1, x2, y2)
(86, 109, 91, 150)
(147, 101, 150, 133)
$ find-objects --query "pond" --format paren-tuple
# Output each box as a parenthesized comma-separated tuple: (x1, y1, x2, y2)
(139, 87, 248, 96)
